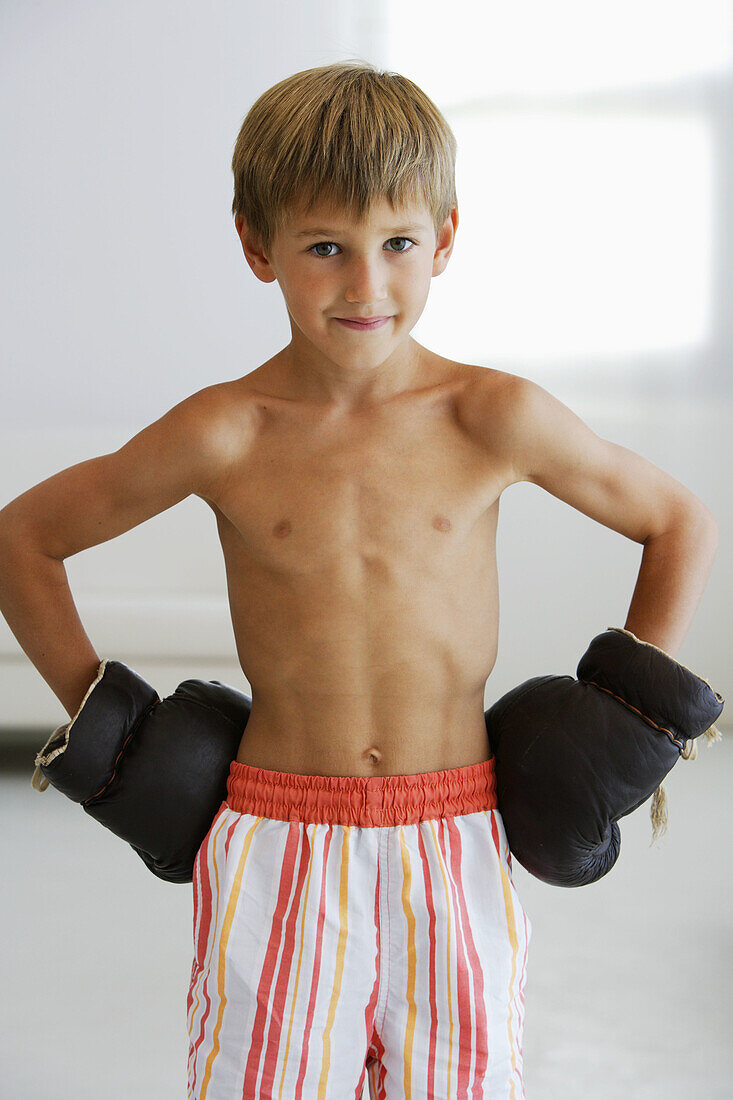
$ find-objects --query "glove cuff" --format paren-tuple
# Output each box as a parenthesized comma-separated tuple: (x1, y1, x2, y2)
(577, 627, 724, 751)
(31, 660, 160, 801)
(32, 660, 109, 790)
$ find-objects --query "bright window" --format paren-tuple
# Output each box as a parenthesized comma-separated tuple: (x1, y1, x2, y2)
(380, 1, 731, 377)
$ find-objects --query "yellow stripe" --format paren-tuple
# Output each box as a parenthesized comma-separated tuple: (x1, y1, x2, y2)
(278, 824, 316, 1100)
(317, 826, 351, 1100)
(488, 814, 520, 1099)
(398, 825, 418, 1099)
(428, 819, 455, 1096)
(188, 814, 230, 1044)
(199, 816, 264, 1099)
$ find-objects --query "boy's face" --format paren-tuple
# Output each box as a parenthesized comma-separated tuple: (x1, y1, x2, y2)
(235, 195, 458, 380)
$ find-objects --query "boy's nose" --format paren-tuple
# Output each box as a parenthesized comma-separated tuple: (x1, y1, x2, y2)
(344, 259, 388, 303)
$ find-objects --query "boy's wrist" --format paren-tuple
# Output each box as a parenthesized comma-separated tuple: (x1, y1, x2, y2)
(60, 658, 106, 721)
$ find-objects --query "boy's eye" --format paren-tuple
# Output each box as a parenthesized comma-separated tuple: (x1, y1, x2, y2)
(308, 237, 415, 258)
(386, 237, 414, 253)
(310, 242, 339, 258)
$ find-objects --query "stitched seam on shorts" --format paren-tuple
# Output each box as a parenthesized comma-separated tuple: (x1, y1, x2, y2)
(581, 680, 685, 750)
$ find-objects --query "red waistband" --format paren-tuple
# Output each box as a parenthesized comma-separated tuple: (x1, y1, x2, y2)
(225, 755, 498, 827)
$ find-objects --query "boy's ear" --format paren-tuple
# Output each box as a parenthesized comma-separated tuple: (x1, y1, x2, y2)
(432, 206, 459, 278)
(234, 214, 278, 284)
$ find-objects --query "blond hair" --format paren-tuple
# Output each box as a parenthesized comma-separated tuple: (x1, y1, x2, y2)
(231, 59, 458, 256)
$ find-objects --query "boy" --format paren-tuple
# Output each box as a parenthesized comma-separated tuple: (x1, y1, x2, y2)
(0, 61, 719, 1098)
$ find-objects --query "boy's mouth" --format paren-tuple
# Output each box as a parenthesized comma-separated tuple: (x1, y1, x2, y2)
(335, 317, 391, 331)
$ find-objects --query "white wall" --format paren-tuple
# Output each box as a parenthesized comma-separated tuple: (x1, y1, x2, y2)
(0, 0, 378, 724)
(1, 0, 729, 734)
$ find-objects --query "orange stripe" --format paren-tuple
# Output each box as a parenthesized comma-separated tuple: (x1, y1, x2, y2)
(430, 818, 456, 1096)
(488, 812, 520, 1100)
(398, 826, 418, 1098)
(263, 823, 313, 1092)
(277, 823, 317, 1100)
(416, 825, 440, 1098)
(316, 826, 351, 1098)
(188, 811, 232, 1095)
(199, 815, 263, 1099)
(446, 816, 490, 1093)
(244, 820, 304, 1091)
(293, 827, 334, 1091)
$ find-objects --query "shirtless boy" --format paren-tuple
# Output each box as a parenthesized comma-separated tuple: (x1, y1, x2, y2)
(0, 61, 720, 1098)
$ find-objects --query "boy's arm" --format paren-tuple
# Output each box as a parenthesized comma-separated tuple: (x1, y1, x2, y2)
(0, 386, 239, 717)
(485, 375, 719, 658)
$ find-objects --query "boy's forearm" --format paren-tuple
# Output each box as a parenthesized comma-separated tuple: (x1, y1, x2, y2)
(622, 506, 719, 660)
(0, 531, 101, 719)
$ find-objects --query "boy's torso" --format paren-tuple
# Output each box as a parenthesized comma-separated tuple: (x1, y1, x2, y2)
(200, 349, 518, 777)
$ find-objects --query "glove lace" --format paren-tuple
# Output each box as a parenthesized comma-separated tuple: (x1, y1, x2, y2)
(650, 720, 723, 845)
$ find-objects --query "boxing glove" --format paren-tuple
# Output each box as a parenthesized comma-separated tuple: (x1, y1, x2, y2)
(32, 660, 251, 883)
(483, 626, 724, 888)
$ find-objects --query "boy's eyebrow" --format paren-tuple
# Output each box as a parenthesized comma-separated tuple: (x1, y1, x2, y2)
(292, 223, 428, 238)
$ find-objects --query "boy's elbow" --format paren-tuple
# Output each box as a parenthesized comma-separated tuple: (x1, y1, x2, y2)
(0, 502, 41, 552)
(0, 504, 22, 543)
(679, 499, 719, 548)
(699, 510, 717, 554)
(690, 500, 718, 538)
(644, 497, 718, 549)
(668, 492, 718, 539)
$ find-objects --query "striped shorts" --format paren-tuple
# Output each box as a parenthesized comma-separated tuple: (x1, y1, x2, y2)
(187, 755, 531, 1099)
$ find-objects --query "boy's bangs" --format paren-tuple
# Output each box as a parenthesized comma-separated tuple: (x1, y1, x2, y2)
(232, 61, 457, 256)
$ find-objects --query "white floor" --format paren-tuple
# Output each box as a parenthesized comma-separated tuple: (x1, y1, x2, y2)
(1, 735, 731, 1100)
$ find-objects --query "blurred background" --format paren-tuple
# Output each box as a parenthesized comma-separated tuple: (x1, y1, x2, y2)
(1, 1, 731, 1097)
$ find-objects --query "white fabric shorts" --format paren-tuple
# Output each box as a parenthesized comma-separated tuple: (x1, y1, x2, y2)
(187, 755, 531, 1099)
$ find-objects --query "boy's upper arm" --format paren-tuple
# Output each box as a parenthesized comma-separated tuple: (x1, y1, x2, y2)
(2, 386, 240, 560)
(487, 374, 712, 543)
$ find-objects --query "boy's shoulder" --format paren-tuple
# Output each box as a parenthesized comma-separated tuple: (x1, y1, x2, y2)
(183, 377, 261, 442)
(458, 364, 697, 543)
(456, 364, 536, 457)
(162, 379, 263, 506)
(457, 365, 601, 492)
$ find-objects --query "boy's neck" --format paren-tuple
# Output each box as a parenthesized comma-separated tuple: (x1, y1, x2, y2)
(270, 336, 429, 410)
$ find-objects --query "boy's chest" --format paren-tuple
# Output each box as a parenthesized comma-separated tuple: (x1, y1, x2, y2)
(208, 385, 510, 573)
